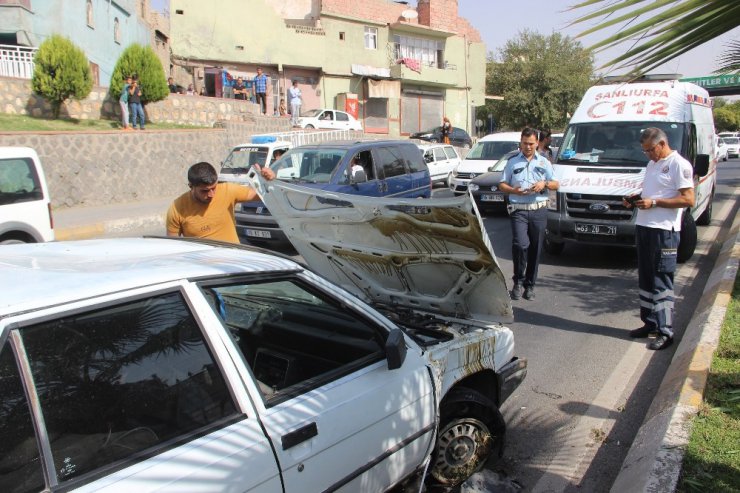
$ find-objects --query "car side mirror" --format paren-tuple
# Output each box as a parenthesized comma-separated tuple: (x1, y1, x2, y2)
(351, 166, 367, 183)
(385, 329, 407, 370)
(694, 154, 710, 177)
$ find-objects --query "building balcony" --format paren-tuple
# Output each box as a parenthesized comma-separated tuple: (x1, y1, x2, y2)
(389, 60, 459, 87)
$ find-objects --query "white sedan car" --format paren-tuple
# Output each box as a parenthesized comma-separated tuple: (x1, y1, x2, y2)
(297, 109, 363, 131)
(716, 137, 728, 162)
(724, 136, 739, 159)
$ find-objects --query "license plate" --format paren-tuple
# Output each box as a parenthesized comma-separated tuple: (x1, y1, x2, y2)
(245, 229, 271, 239)
(481, 194, 504, 202)
(575, 223, 616, 235)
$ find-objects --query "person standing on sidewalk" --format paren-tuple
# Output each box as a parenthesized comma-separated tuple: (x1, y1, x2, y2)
(624, 127, 695, 350)
(166, 162, 275, 243)
(128, 76, 145, 130)
(254, 67, 269, 115)
(119, 75, 132, 130)
(499, 127, 559, 301)
(288, 80, 302, 126)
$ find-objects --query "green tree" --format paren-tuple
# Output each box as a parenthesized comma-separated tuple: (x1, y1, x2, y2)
(714, 103, 740, 132)
(110, 44, 168, 105)
(569, 0, 740, 75)
(31, 34, 93, 119)
(484, 31, 594, 131)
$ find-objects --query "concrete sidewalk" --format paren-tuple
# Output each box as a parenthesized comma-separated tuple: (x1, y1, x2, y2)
(53, 197, 170, 240)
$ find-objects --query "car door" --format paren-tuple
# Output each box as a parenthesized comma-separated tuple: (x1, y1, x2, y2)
(335, 111, 351, 130)
(432, 146, 449, 180)
(197, 275, 436, 493)
(0, 282, 281, 493)
(373, 145, 412, 197)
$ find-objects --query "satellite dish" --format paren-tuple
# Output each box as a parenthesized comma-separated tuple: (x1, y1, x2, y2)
(401, 9, 418, 20)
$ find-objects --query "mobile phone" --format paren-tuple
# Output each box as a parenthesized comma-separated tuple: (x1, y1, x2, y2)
(624, 194, 641, 206)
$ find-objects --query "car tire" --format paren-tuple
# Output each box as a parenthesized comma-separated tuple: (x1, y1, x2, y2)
(544, 236, 565, 255)
(305, 124, 315, 129)
(696, 191, 713, 226)
(677, 211, 697, 263)
(446, 172, 453, 188)
(429, 388, 505, 488)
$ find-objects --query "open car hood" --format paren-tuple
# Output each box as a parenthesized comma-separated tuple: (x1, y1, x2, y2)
(247, 173, 513, 324)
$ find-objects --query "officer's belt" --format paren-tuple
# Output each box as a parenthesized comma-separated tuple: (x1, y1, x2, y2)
(508, 201, 548, 211)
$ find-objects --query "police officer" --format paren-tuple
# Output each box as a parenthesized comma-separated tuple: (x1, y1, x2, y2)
(624, 127, 695, 350)
(499, 127, 559, 300)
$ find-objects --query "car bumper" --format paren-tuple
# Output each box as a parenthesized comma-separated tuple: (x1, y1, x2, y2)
(235, 212, 290, 244)
(546, 210, 638, 247)
(449, 177, 471, 194)
(496, 357, 527, 405)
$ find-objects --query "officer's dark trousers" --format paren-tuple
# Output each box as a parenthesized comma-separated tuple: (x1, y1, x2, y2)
(635, 225, 678, 338)
(509, 207, 547, 288)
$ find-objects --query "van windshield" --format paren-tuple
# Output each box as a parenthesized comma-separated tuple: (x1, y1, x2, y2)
(221, 146, 270, 174)
(270, 148, 347, 183)
(557, 122, 686, 166)
(465, 140, 519, 160)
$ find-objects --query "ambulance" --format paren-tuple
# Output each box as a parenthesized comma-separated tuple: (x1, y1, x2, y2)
(545, 76, 716, 263)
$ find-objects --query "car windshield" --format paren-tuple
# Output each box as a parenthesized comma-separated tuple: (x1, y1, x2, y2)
(725, 137, 739, 144)
(465, 140, 519, 160)
(270, 148, 347, 183)
(556, 122, 687, 167)
(491, 153, 515, 172)
(302, 109, 323, 117)
(221, 146, 269, 173)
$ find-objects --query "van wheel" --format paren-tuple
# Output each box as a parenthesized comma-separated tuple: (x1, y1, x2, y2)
(677, 212, 697, 263)
(696, 193, 713, 226)
(305, 124, 314, 129)
(429, 388, 504, 488)
(0, 238, 26, 245)
(544, 237, 564, 255)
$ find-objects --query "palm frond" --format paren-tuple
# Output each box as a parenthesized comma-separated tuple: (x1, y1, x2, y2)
(569, 0, 740, 75)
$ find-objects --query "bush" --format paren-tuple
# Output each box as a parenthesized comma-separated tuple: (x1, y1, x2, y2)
(110, 44, 169, 105)
(31, 35, 93, 119)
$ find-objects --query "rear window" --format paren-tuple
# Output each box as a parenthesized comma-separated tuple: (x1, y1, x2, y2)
(0, 158, 43, 205)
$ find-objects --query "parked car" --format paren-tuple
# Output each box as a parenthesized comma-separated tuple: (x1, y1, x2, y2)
(0, 192, 525, 491)
(724, 136, 740, 158)
(0, 146, 54, 245)
(716, 137, 728, 162)
(449, 132, 520, 195)
(418, 143, 462, 186)
(225, 140, 431, 245)
(717, 131, 739, 139)
(550, 132, 564, 158)
(296, 109, 363, 131)
(410, 126, 473, 148)
(468, 151, 517, 214)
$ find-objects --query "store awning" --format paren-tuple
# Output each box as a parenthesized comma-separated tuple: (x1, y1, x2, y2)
(368, 79, 401, 99)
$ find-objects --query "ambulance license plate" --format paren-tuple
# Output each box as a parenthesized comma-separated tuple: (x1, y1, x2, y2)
(575, 223, 616, 235)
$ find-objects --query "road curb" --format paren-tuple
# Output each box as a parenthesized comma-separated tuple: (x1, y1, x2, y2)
(54, 213, 165, 241)
(610, 210, 740, 493)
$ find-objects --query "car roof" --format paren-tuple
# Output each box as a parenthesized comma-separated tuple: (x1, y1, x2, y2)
(417, 143, 453, 150)
(478, 132, 521, 142)
(0, 238, 302, 317)
(292, 139, 417, 150)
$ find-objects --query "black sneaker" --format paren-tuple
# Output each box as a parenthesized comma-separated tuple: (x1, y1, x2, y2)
(629, 326, 657, 338)
(648, 334, 673, 350)
(523, 287, 535, 300)
(510, 284, 522, 300)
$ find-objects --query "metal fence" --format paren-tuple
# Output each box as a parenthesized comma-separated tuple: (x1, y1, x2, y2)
(251, 129, 367, 147)
(0, 44, 36, 79)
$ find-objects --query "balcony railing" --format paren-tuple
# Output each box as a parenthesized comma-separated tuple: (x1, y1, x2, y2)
(0, 44, 37, 79)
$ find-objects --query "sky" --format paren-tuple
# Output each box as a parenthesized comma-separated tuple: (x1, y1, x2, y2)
(151, 0, 739, 78)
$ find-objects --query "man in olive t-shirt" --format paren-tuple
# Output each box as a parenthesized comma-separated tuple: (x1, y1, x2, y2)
(166, 161, 275, 243)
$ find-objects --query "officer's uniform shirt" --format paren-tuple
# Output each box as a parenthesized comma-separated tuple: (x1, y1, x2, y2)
(500, 151, 554, 204)
(636, 150, 694, 231)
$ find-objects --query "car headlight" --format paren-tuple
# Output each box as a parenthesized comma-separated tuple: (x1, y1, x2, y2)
(468, 183, 480, 192)
(547, 190, 558, 211)
(235, 203, 243, 212)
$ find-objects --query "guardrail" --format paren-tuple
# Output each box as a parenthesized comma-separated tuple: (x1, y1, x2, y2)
(251, 129, 364, 147)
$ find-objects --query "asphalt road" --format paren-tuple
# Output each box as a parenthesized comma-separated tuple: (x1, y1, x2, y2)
(444, 157, 740, 492)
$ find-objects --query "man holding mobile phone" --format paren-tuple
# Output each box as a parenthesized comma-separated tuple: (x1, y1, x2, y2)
(622, 127, 695, 350)
(499, 127, 559, 301)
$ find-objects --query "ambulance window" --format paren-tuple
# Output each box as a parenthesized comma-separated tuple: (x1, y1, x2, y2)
(684, 124, 697, 164)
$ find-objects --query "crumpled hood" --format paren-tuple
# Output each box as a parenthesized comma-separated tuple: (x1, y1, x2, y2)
(247, 172, 513, 324)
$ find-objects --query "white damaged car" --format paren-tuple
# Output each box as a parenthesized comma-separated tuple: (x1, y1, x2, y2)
(0, 183, 525, 491)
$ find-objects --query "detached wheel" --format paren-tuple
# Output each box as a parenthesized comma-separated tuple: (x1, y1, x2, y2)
(429, 388, 505, 488)
(677, 211, 697, 263)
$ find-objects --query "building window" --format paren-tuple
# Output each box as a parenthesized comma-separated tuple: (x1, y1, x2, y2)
(393, 35, 444, 68)
(86, 0, 94, 28)
(364, 27, 377, 50)
(339, 32, 345, 41)
(114, 18, 120, 44)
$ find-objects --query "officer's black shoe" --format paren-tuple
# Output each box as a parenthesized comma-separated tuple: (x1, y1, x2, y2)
(523, 287, 535, 300)
(629, 326, 657, 338)
(648, 334, 673, 351)
(511, 284, 522, 300)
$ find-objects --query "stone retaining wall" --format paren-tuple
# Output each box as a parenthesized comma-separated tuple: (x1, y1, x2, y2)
(0, 77, 292, 126)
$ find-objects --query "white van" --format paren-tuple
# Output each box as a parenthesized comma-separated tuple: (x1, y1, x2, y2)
(218, 136, 293, 184)
(0, 147, 54, 245)
(449, 132, 520, 194)
(546, 77, 716, 262)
